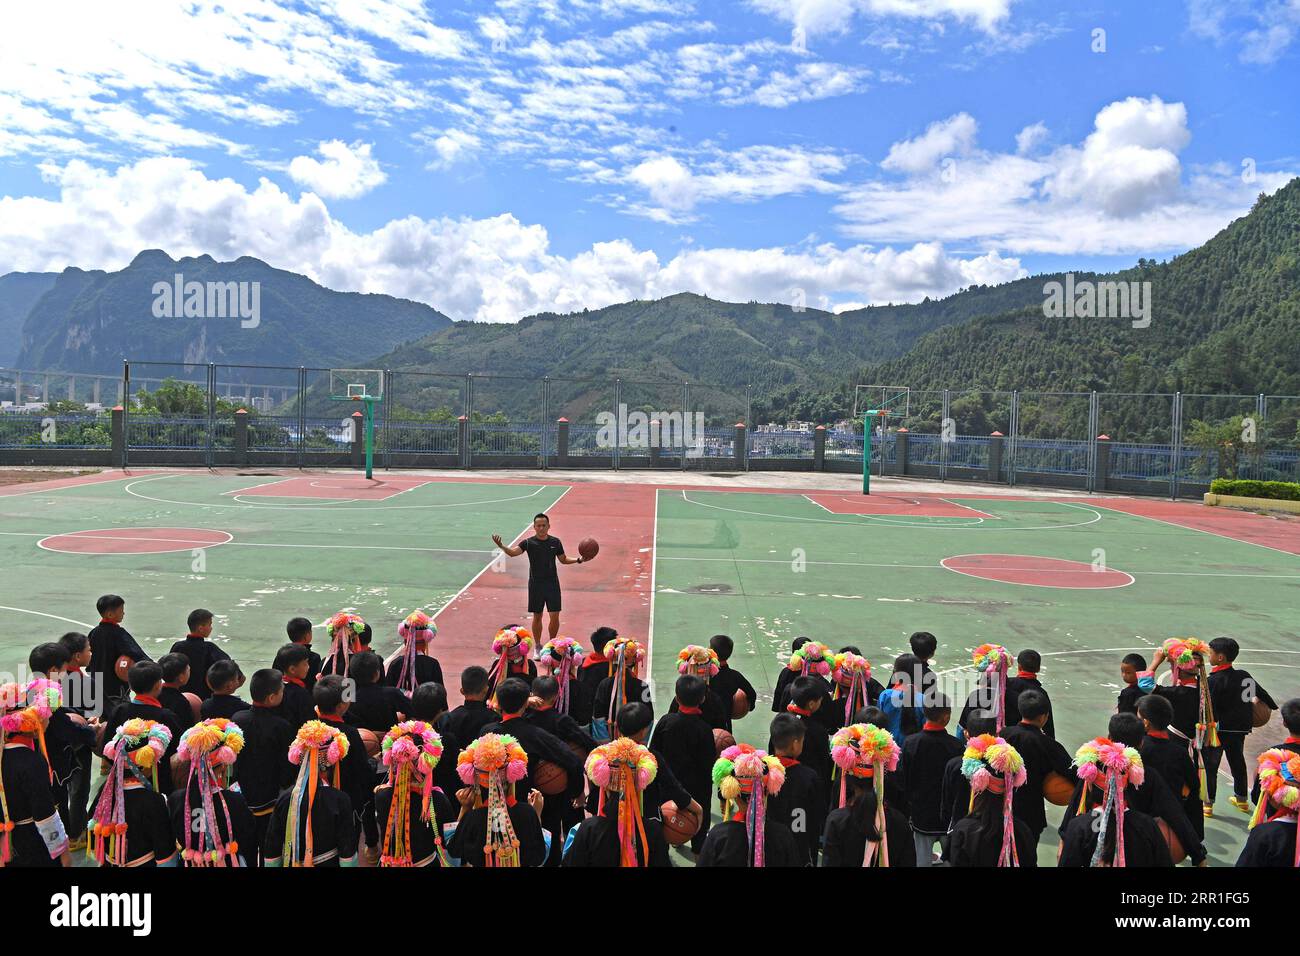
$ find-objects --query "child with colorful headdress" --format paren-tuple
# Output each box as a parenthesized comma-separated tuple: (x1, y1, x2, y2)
(387, 610, 442, 695)
(823, 722, 908, 867)
(447, 732, 547, 867)
(89, 717, 176, 867)
(1239, 748, 1300, 867)
(537, 636, 585, 717)
(322, 611, 367, 678)
(592, 636, 648, 741)
(564, 737, 667, 867)
(698, 742, 802, 867)
(948, 734, 1031, 867)
(1059, 735, 1166, 868)
(173, 717, 254, 867)
(968, 644, 1014, 732)
(670, 644, 727, 727)
(1, 679, 72, 867)
(1139, 637, 1217, 812)
(831, 652, 873, 728)
(486, 625, 538, 700)
(375, 720, 452, 867)
(787, 640, 833, 679)
(263, 719, 358, 867)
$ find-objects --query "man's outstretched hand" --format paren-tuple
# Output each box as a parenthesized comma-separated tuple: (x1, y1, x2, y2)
(492, 534, 504, 547)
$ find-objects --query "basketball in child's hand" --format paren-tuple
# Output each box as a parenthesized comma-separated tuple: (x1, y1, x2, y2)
(660, 802, 701, 845)
(534, 759, 567, 796)
(713, 728, 736, 757)
(358, 729, 382, 758)
(578, 538, 599, 561)
(114, 655, 133, 682)
(1042, 770, 1074, 806)
(183, 692, 202, 722)
(730, 689, 749, 720)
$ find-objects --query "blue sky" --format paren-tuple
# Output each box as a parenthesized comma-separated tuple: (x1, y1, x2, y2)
(0, 0, 1296, 321)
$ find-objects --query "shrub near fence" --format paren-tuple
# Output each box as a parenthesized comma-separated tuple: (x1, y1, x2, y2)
(1208, 478, 1300, 501)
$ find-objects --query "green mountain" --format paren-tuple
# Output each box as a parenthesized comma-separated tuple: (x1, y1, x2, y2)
(0, 272, 58, 365)
(14, 250, 451, 381)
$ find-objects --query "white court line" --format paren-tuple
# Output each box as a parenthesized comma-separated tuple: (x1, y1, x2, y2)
(0, 474, 145, 500)
(430, 486, 572, 623)
(940, 553, 1136, 590)
(800, 492, 987, 525)
(682, 490, 1105, 532)
(0, 606, 95, 629)
(1087, 501, 1300, 561)
(230, 494, 356, 505)
(221, 477, 297, 496)
(939, 497, 1001, 519)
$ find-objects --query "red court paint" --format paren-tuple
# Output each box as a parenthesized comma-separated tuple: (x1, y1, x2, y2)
(806, 492, 995, 518)
(226, 475, 430, 500)
(431, 483, 657, 704)
(941, 553, 1134, 589)
(1083, 497, 1300, 557)
(38, 527, 233, 555)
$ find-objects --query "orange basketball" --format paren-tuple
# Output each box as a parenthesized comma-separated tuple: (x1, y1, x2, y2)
(114, 655, 134, 683)
(534, 759, 567, 796)
(578, 537, 599, 561)
(1043, 770, 1074, 807)
(1157, 818, 1187, 864)
(713, 728, 736, 757)
(183, 692, 202, 722)
(358, 729, 382, 758)
(660, 802, 701, 845)
(730, 688, 749, 720)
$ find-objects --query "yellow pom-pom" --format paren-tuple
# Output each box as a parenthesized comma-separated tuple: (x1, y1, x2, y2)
(719, 777, 741, 801)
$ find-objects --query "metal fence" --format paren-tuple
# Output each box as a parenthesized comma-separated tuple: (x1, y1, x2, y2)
(4, 363, 1296, 499)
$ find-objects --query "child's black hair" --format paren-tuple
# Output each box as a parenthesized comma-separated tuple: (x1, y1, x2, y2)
(675, 674, 707, 708)
(709, 634, 734, 661)
(1208, 637, 1240, 661)
(96, 594, 125, 616)
(615, 702, 653, 737)
(357, 623, 373, 647)
(853, 705, 886, 725)
(1108, 712, 1145, 748)
(57, 632, 89, 654)
(495, 677, 531, 715)
(347, 651, 383, 685)
(1137, 693, 1173, 730)
(1281, 698, 1300, 735)
(159, 652, 191, 683)
(891, 653, 923, 686)
(909, 631, 938, 659)
(965, 712, 997, 737)
(28, 642, 69, 675)
(789, 675, 822, 709)
(273, 643, 310, 672)
(460, 665, 490, 696)
(531, 675, 559, 701)
(1122, 652, 1147, 670)
(769, 713, 806, 751)
(249, 669, 283, 703)
(922, 692, 951, 722)
(187, 608, 213, 633)
(128, 661, 163, 694)
(838, 644, 862, 655)
(313, 675, 346, 714)
(590, 626, 618, 653)
(286, 617, 313, 642)
(207, 659, 242, 693)
(1017, 689, 1050, 721)
(1017, 649, 1041, 673)
(791, 636, 810, 652)
(409, 683, 448, 720)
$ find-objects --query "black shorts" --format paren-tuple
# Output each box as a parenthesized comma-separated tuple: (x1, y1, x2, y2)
(528, 580, 562, 613)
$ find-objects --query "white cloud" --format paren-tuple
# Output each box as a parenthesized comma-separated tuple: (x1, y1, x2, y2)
(0, 156, 1027, 322)
(1014, 121, 1048, 155)
(881, 112, 978, 174)
(1186, 0, 1300, 64)
(747, 0, 1014, 35)
(288, 141, 386, 199)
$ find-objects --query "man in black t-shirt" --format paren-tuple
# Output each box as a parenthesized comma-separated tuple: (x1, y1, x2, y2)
(492, 512, 587, 641)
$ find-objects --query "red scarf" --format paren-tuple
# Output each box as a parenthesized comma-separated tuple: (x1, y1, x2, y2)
(186, 633, 207, 641)
(787, 704, 812, 717)
(134, 694, 162, 708)
(1212, 664, 1232, 673)
(1016, 671, 1038, 680)
(678, 705, 702, 715)
(316, 711, 344, 724)
(922, 721, 947, 732)
(1147, 730, 1169, 739)
(1285, 736, 1300, 746)
(284, 676, 305, 688)
(777, 756, 800, 768)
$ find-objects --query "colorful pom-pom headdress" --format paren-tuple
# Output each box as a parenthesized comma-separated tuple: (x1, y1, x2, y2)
(283, 720, 350, 867)
(457, 733, 529, 867)
(393, 610, 437, 695)
(89, 718, 172, 867)
(831, 653, 872, 726)
(585, 738, 658, 867)
(1161, 637, 1219, 750)
(604, 637, 645, 723)
(961, 734, 1027, 867)
(487, 625, 535, 698)
(830, 723, 900, 867)
(712, 743, 785, 868)
(1250, 748, 1300, 866)
(677, 644, 720, 680)
(380, 720, 448, 867)
(538, 637, 585, 715)
(1, 679, 64, 866)
(177, 718, 245, 867)
(971, 644, 1013, 731)
(325, 611, 366, 677)
(787, 641, 832, 678)
(1072, 736, 1145, 868)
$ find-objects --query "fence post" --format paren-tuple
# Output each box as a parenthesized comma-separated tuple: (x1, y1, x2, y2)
(734, 422, 746, 471)
(1094, 434, 1111, 491)
(457, 415, 469, 469)
(813, 425, 826, 471)
(350, 411, 364, 470)
(541, 377, 550, 470)
(111, 405, 125, 468)
(681, 382, 689, 471)
(940, 388, 950, 482)
(1008, 390, 1019, 486)
(988, 431, 1004, 484)
(612, 378, 621, 471)
(897, 427, 910, 475)
(1171, 392, 1182, 500)
(649, 419, 661, 468)
(556, 417, 569, 467)
(234, 408, 249, 466)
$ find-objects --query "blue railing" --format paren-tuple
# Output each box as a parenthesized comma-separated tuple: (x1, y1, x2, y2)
(0, 414, 112, 449)
(1012, 438, 1090, 476)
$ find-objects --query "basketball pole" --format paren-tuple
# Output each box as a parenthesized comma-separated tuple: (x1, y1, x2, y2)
(363, 397, 376, 479)
(862, 410, 873, 495)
